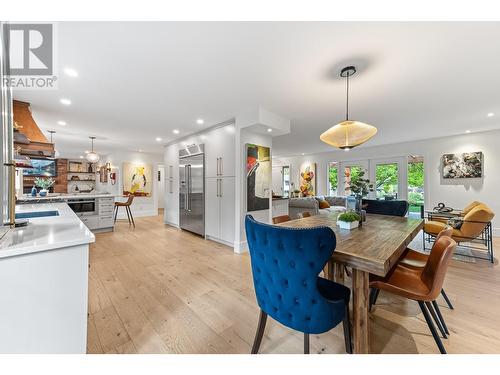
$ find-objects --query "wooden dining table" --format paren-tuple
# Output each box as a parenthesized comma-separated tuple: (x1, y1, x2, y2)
(278, 213, 423, 354)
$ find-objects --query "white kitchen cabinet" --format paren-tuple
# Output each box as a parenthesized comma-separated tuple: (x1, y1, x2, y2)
(205, 177, 220, 239)
(204, 124, 236, 178)
(205, 176, 235, 246)
(219, 177, 235, 244)
(164, 144, 179, 226)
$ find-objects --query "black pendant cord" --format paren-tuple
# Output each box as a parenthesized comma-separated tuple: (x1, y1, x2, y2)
(345, 73, 349, 121)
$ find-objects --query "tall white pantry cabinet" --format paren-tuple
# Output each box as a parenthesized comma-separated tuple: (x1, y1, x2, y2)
(164, 123, 236, 248)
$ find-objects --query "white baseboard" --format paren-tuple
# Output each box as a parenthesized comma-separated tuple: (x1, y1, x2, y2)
(234, 241, 248, 254)
(164, 221, 180, 228)
(116, 209, 157, 220)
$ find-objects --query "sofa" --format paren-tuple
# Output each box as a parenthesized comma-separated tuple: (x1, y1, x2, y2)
(361, 198, 409, 217)
(289, 196, 347, 219)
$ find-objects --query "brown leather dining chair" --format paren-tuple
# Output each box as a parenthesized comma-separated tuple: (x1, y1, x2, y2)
(399, 226, 455, 310)
(369, 235, 457, 354)
(114, 194, 135, 227)
(272, 215, 291, 224)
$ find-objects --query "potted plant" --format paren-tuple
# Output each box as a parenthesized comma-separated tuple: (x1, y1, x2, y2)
(34, 177, 55, 197)
(293, 189, 301, 198)
(346, 170, 374, 216)
(337, 211, 361, 230)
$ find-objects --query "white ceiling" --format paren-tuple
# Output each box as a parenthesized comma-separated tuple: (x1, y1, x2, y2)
(13, 22, 500, 159)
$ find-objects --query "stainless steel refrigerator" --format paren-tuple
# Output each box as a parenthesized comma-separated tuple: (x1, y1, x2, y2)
(179, 145, 205, 236)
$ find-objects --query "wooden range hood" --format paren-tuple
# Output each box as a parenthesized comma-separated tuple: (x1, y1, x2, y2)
(13, 100, 55, 158)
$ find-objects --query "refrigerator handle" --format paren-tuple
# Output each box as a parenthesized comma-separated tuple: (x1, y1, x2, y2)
(216, 178, 220, 197)
(187, 164, 192, 211)
(220, 157, 223, 176)
(184, 165, 189, 210)
(220, 178, 223, 197)
(217, 157, 220, 176)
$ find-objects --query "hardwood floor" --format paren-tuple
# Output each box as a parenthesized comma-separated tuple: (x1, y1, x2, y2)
(87, 213, 500, 354)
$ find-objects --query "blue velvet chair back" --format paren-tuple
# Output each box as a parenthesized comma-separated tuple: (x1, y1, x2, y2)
(245, 215, 344, 334)
(362, 198, 409, 217)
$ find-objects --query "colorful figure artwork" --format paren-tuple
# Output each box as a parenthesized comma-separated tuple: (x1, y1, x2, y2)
(300, 163, 316, 196)
(246, 144, 271, 212)
(123, 162, 152, 197)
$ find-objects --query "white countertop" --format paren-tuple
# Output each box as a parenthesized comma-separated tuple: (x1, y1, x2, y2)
(0, 202, 95, 259)
(17, 193, 118, 202)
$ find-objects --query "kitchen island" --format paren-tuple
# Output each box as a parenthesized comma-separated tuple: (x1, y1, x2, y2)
(0, 202, 95, 353)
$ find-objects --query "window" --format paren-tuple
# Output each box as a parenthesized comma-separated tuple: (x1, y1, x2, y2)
(408, 156, 424, 218)
(375, 163, 399, 200)
(328, 162, 338, 196)
(283, 166, 290, 197)
(344, 165, 363, 196)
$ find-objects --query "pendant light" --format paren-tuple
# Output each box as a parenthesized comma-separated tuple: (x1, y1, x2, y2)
(320, 66, 377, 150)
(48, 130, 60, 157)
(86, 136, 100, 163)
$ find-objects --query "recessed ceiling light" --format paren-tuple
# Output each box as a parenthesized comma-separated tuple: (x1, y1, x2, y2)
(63, 68, 78, 77)
(173, 129, 180, 134)
(79, 155, 84, 159)
(465, 130, 472, 133)
(267, 128, 273, 133)
(196, 119, 204, 125)
(84, 150, 90, 154)
(301, 153, 305, 156)
(156, 137, 162, 142)
(60, 98, 71, 105)
(487, 112, 495, 117)
(57, 120, 66, 126)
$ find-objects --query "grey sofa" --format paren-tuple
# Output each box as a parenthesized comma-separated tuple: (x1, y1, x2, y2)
(288, 196, 347, 219)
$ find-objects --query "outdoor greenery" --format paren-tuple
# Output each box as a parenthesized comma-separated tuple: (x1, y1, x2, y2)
(375, 163, 398, 197)
(347, 169, 373, 198)
(338, 211, 361, 223)
(328, 166, 338, 193)
(408, 161, 424, 212)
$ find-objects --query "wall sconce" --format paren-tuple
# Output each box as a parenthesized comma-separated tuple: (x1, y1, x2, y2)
(105, 162, 112, 173)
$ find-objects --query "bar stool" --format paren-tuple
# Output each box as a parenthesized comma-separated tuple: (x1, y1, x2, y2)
(114, 194, 135, 227)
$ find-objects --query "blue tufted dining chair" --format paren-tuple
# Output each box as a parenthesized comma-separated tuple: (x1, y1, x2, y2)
(245, 215, 352, 354)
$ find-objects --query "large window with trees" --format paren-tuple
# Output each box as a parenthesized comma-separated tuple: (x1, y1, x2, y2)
(375, 163, 399, 200)
(344, 165, 363, 196)
(328, 162, 338, 195)
(408, 156, 424, 217)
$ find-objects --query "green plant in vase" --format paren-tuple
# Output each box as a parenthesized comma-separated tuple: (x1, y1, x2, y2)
(34, 177, 55, 197)
(346, 170, 374, 224)
(337, 210, 361, 230)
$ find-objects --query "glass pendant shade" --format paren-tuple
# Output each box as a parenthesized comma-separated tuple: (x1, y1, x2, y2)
(320, 65, 377, 150)
(86, 151, 100, 163)
(86, 136, 100, 163)
(320, 120, 377, 149)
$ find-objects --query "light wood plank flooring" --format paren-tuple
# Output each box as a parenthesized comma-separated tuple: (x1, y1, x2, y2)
(87, 213, 500, 354)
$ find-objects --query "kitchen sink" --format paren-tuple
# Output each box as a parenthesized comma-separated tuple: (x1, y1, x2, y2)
(15, 210, 60, 219)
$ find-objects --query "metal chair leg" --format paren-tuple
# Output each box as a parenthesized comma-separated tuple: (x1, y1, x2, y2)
(418, 301, 446, 354)
(440, 289, 454, 310)
(127, 206, 135, 227)
(114, 205, 118, 223)
(342, 304, 353, 354)
(251, 310, 267, 354)
(369, 288, 380, 312)
(304, 333, 310, 354)
(425, 301, 447, 339)
(125, 205, 131, 225)
(432, 300, 450, 335)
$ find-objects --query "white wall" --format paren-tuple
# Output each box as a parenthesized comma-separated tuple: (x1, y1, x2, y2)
(96, 151, 163, 219)
(274, 129, 500, 234)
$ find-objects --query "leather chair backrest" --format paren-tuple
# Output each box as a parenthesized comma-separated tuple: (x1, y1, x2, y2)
(461, 201, 482, 216)
(459, 204, 495, 239)
(125, 194, 135, 205)
(421, 236, 457, 300)
(435, 226, 453, 241)
(272, 215, 291, 224)
(245, 214, 337, 333)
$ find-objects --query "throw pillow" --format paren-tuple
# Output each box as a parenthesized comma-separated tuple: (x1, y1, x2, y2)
(447, 217, 463, 229)
(319, 200, 331, 209)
